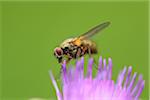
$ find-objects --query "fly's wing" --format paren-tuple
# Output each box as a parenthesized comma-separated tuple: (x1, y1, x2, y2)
(72, 21, 110, 46)
(79, 21, 110, 40)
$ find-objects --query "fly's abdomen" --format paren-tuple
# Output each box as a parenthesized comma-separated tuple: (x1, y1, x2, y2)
(82, 39, 97, 54)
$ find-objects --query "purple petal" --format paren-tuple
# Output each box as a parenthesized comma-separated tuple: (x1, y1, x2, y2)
(74, 57, 84, 80)
(86, 58, 93, 78)
(131, 74, 143, 96)
(101, 70, 107, 80)
(98, 56, 103, 72)
(80, 57, 84, 79)
(49, 70, 62, 100)
(67, 66, 74, 81)
(103, 58, 107, 70)
(49, 56, 145, 100)
(135, 80, 145, 99)
(61, 60, 68, 84)
(127, 72, 137, 93)
(123, 66, 132, 89)
(108, 58, 112, 80)
(117, 66, 127, 86)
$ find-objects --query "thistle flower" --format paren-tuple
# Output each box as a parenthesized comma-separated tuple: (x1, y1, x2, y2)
(49, 57, 145, 100)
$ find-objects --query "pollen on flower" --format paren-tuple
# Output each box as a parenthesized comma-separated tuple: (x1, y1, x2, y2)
(49, 56, 145, 100)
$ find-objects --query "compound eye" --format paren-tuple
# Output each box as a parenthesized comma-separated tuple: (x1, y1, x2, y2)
(54, 47, 63, 56)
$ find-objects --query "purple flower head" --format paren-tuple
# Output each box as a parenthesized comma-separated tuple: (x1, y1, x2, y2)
(50, 57, 145, 100)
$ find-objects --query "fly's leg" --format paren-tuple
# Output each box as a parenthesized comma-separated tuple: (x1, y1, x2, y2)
(88, 47, 92, 58)
(87, 47, 98, 69)
(81, 46, 86, 56)
(75, 47, 82, 64)
(57, 57, 71, 81)
(64, 52, 72, 64)
(56, 53, 72, 81)
(66, 57, 72, 64)
(76, 47, 81, 58)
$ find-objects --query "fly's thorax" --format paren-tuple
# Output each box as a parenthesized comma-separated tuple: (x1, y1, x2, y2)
(60, 38, 74, 48)
(59, 38, 75, 55)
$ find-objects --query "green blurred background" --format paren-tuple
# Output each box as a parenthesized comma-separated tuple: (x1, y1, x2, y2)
(1, 1, 148, 100)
